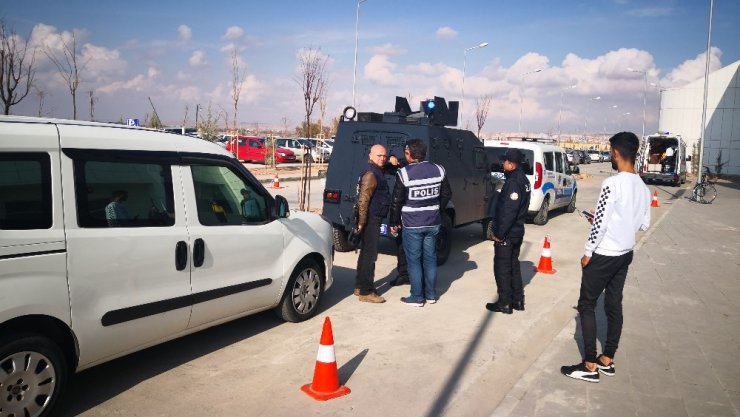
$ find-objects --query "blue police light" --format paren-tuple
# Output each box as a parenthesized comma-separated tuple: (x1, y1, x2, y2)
(423, 99, 436, 116)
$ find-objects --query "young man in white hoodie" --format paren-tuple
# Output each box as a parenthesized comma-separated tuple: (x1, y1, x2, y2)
(561, 131, 652, 383)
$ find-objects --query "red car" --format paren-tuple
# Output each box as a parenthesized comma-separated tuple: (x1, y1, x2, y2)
(225, 136, 296, 163)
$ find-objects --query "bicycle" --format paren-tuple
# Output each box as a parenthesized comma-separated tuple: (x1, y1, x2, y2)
(690, 166, 717, 204)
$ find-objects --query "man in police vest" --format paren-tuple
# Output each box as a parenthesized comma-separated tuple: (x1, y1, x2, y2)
(354, 144, 390, 303)
(389, 139, 452, 307)
(486, 148, 531, 314)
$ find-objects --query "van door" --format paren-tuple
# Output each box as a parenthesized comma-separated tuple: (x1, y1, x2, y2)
(541, 151, 557, 206)
(59, 131, 192, 367)
(553, 151, 573, 208)
(183, 162, 285, 328)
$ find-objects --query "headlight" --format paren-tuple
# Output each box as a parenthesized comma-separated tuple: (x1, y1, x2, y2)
(278, 152, 286, 157)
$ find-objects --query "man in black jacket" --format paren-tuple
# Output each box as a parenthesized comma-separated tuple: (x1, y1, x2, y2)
(486, 149, 531, 314)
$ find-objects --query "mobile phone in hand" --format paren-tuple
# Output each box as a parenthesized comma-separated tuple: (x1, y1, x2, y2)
(581, 210, 594, 220)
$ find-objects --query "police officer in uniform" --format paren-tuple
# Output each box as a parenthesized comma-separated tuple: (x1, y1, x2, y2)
(354, 144, 391, 303)
(486, 149, 531, 314)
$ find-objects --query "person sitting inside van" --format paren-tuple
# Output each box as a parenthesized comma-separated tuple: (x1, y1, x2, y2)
(105, 190, 132, 227)
(240, 188, 261, 221)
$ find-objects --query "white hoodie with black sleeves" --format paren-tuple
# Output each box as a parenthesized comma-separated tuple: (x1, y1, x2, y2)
(584, 172, 651, 257)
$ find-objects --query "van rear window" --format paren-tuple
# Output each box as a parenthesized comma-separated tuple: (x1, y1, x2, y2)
(0, 153, 52, 230)
(483, 147, 534, 175)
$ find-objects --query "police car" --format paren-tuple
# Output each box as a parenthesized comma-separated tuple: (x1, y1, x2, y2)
(484, 138, 577, 225)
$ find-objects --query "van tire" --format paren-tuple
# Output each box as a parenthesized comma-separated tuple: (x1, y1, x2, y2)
(565, 191, 577, 213)
(332, 225, 356, 252)
(275, 259, 324, 323)
(0, 333, 69, 417)
(532, 196, 550, 225)
(482, 218, 495, 240)
(436, 213, 453, 265)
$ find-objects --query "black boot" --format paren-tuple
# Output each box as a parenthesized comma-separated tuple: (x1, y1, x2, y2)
(512, 299, 525, 311)
(389, 276, 410, 286)
(485, 301, 513, 314)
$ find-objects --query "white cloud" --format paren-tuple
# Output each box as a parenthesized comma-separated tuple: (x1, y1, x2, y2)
(223, 26, 244, 40)
(148, 67, 160, 78)
(627, 7, 673, 17)
(662, 47, 723, 87)
(369, 43, 407, 56)
(364, 55, 398, 86)
(189, 50, 208, 67)
(435, 26, 458, 41)
(178, 25, 192, 42)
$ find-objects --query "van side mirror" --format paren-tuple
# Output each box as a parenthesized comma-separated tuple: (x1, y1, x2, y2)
(274, 195, 290, 218)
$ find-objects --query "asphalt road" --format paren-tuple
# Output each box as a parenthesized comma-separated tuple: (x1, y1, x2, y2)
(59, 161, 677, 417)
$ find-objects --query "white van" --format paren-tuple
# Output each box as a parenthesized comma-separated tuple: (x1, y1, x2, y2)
(637, 133, 687, 186)
(0, 116, 334, 417)
(484, 138, 577, 225)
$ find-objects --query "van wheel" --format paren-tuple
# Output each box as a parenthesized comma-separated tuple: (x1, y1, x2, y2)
(482, 218, 495, 240)
(565, 191, 577, 213)
(436, 213, 452, 265)
(275, 259, 324, 323)
(332, 225, 356, 252)
(532, 196, 550, 225)
(0, 334, 69, 417)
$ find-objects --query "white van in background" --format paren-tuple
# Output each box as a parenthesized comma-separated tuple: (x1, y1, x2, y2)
(484, 138, 577, 225)
(0, 116, 334, 417)
(637, 133, 688, 186)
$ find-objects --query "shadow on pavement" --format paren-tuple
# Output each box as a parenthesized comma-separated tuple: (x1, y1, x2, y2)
(338, 348, 370, 385)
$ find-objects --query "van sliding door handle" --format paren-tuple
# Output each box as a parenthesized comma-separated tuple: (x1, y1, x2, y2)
(193, 238, 205, 267)
(175, 241, 188, 271)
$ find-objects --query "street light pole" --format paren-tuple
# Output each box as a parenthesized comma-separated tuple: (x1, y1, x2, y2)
(460, 42, 488, 125)
(558, 83, 577, 139)
(352, 0, 368, 109)
(518, 68, 542, 133)
(628, 67, 647, 139)
(584, 96, 601, 140)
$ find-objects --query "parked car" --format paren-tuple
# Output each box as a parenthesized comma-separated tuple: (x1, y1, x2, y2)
(0, 116, 334, 417)
(576, 150, 590, 164)
(275, 137, 330, 162)
(309, 138, 334, 158)
(485, 138, 577, 225)
(225, 135, 296, 163)
(600, 150, 611, 162)
(587, 149, 602, 162)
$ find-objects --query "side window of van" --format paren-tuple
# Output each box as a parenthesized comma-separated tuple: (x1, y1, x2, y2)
(555, 152, 564, 173)
(191, 165, 268, 226)
(74, 160, 175, 228)
(0, 153, 53, 230)
(544, 152, 554, 171)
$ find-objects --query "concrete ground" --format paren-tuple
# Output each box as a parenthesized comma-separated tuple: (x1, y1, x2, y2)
(57, 164, 739, 417)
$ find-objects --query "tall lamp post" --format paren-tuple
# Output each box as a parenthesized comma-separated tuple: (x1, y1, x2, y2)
(584, 96, 601, 140)
(518, 68, 542, 133)
(460, 42, 489, 124)
(352, 0, 368, 109)
(628, 67, 647, 139)
(619, 112, 630, 131)
(558, 83, 577, 140)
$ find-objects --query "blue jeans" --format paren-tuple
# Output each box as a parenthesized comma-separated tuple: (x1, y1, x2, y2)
(402, 226, 439, 302)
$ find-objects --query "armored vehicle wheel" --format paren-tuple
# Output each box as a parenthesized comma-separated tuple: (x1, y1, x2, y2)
(482, 218, 495, 240)
(532, 196, 550, 225)
(332, 225, 356, 252)
(565, 191, 577, 213)
(436, 213, 452, 265)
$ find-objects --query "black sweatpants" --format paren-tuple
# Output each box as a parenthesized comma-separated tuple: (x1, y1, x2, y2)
(356, 216, 382, 295)
(493, 237, 524, 305)
(577, 251, 634, 363)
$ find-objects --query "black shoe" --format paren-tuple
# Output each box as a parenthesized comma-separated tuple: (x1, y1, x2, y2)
(512, 300, 525, 311)
(561, 362, 599, 383)
(485, 302, 513, 314)
(596, 355, 615, 377)
(389, 277, 410, 287)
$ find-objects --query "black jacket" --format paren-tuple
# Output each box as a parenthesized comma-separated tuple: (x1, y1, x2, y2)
(493, 167, 531, 239)
(389, 166, 452, 227)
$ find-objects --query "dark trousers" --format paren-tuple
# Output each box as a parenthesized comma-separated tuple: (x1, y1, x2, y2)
(577, 251, 633, 363)
(395, 233, 408, 279)
(493, 237, 524, 305)
(356, 216, 381, 295)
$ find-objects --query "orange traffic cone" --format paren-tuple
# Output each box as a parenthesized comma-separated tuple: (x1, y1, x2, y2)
(535, 235, 556, 274)
(301, 317, 351, 401)
(651, 190, 659, 208)
(273, 173, 280, 189)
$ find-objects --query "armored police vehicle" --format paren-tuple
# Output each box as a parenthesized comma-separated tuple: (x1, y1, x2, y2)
(322, 96, 500, 265)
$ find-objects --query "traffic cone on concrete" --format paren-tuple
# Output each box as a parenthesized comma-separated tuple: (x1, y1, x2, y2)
(273, 173, 280, 189)
(535, 235, 556, 274)
(301, 317, 350, 401)
(651, 190, 659, 208)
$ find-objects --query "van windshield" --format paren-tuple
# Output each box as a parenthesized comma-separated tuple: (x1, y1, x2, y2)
(484, 147, 534, 175)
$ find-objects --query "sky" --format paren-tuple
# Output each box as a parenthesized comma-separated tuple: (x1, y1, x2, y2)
(3, 0, 740, 137)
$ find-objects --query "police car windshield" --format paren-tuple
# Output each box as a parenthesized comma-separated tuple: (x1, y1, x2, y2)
(484, 148, 534, 175)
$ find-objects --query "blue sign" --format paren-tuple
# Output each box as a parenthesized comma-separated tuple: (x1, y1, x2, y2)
(126, 118, 140, 127)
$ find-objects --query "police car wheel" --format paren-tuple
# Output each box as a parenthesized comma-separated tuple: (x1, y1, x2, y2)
(565, 192, 577, 213)
(274, 259, 324, 323)
(532, 197, 550, 226)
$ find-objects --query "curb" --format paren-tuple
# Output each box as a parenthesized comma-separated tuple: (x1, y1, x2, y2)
(257, 173, 325, 185)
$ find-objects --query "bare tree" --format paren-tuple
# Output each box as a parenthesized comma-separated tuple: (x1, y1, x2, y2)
(182, 104, 189, 127)
(294, 47, 328, 140)
(0, 20, 36, 115)
(197, 101, 222, 141)
(475, 95, 492, 138)
(45, 32, 87, 119)
(88, 90, 97, 121)
(35, 88, 46, 117)
(230, 48, 247, 131)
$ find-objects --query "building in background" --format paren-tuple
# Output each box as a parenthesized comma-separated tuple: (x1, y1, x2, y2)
(659, 60, 740, 176)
